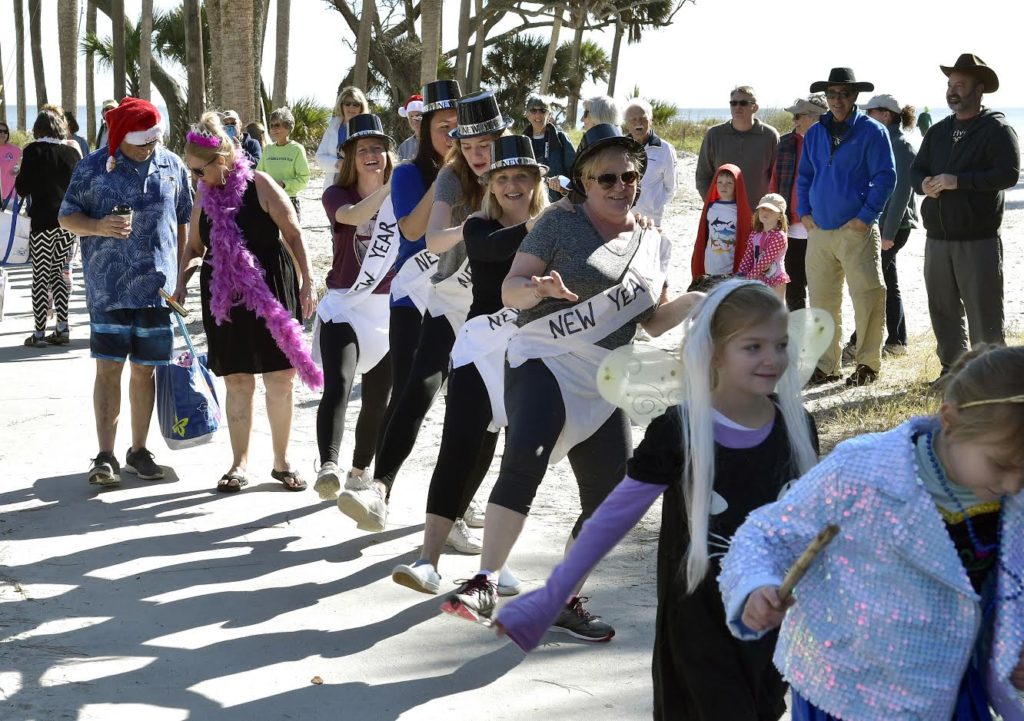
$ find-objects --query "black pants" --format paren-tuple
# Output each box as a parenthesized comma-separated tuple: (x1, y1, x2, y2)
(316, 320, 392, 469)
(784, 235, 807, 312)
(377, 305, 423, 458)
(425, 363, 500, 521)
(29, 228, 76, 332)
(373, 311, 455, 491)
(489, 359, 631, 537)
(848, 226, 911, 348)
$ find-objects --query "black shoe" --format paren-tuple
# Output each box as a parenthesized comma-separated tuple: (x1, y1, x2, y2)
(125, 447, 164, 480)
(807, 368, 841, 387)
(24, 333, 48, 348)
(845, 364, 878, 387)
(45, 329, 71, 345)
(88, 452, 121, 486)
(440, 574, 497, 625)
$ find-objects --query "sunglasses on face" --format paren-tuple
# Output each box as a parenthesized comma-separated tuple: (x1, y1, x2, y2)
(589, 170, 640, 189)
(0, 129, 8, 135)
(188, 157, 218, 177)
(128, 139, 159, 149)
(825, 90, 854, 100)
(730, 99, 754, 107)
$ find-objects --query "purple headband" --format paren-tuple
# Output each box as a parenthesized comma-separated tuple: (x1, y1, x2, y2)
(186, 129, 222, 148)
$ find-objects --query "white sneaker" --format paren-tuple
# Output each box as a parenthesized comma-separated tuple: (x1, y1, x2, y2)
(314, 462, 341, 500)
(344, 468, 366, 490)
(445, 518, 483, 554)
(463, 498, 486, 528)
(392, 561, 441, 594)
(337, 480, 387, 532)
(497, 565, 522, 597)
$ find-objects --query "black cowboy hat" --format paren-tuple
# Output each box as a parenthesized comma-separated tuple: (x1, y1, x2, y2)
(809, 68, 874, 94)
(421, 80, 463, 114)
(342, 113, 394, 150)
(479, 136, 548, 183)
(940, 53, 999, 93)
(570, 123, 646, 197)
(449, 90, 514, 139)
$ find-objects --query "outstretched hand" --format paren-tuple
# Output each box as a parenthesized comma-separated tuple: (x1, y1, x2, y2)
(531, 270, 579, 302)
(741, 585, 794, 633)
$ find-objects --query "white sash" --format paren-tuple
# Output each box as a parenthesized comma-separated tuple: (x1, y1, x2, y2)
(451, 306, 520, 430)
(390, 248, 438, 313)
(506, 230, 664, 462)
(344, 195, 400, 299)
(425, 257, 474, 334)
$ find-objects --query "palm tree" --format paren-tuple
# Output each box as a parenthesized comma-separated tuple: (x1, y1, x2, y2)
(29, 0, 48, 106)
(353, 0, 373, 89)
(454, 0, 471, 88)
(85, 0, 97, 142)
(564, 1, 590, 125)
(58, 0, 79, 112)
(481, 34, 549, 126)
(138, 0, 153, 100)
(205, 0, 223, 108)
(271, 0, 290, 108)
(219, 0, 257, 123)
(14, 0, 27, 130)
(0, 41, 6, 123)
(540, 2, 564, 94)
(111, 0, 125, 99)
(419, 0, 442, 86)
(182, 0, 206, 122)
(551, 38, 610, 109)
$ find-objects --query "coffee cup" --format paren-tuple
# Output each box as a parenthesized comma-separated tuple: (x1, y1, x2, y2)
(111, 204, 133, 238)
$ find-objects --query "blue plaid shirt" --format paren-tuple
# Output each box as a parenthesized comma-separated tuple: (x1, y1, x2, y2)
(60, 145, 193, 312)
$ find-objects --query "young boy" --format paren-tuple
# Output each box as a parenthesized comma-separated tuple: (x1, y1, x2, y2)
(690, 163, 751, 286)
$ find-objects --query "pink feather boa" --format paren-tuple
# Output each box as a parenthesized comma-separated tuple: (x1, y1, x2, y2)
(200, 152, 323, 389)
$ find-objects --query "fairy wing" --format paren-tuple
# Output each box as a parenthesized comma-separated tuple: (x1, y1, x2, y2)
(788, 307, 835, 388)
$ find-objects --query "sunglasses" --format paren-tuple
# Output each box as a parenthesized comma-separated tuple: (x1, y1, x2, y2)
(188, 157, 218, 177)
(825, 90, 854, 100)
(0, 129, 8, 134)
(127, 139, 159, 149)
(730, 99, 754, 107)
(589, 170, 640, 189)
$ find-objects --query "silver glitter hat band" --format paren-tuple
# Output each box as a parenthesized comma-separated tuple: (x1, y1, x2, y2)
(453, 116, 509, 137)
(346, 129, 393, 145)
(487, 157, 545, 172)
(422, 99, 459, 113)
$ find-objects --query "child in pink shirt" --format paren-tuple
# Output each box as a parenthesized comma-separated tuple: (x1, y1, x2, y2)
(738, 193, 789, 298)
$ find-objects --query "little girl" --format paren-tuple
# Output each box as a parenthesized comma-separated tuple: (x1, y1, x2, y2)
(496, 279, 820, 720)
(737, 193, 790, 298)
(721, 344, 1024, 721)
(690, 163, 751, 289)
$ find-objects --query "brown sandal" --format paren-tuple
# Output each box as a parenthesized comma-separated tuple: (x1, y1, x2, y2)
(271, 469, 307, 491)
(217, 472, 249, 493)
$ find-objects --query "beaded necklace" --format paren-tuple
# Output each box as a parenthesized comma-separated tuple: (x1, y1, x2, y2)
(925, 430, 998, 557)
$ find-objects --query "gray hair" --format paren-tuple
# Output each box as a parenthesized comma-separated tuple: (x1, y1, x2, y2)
(583, 95, 621, 126)
(269, 107, 295, 130)
(623, 97, 653, 119)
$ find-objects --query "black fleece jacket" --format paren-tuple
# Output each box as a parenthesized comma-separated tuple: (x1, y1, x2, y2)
(910, 107, 1020, 240)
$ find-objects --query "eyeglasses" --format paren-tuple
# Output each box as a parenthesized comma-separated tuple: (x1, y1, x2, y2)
(127, 139, 159, 149)
(188, 157, 218, 177)
(825, 90, 854, 100)
(588, 170, 640, 189)
(730, 99, 754, 107)
(0, 129, 8, 135)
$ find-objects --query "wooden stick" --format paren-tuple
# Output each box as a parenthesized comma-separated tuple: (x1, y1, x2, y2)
(778, 524, 840, 602)
(159, 288, 189, 318)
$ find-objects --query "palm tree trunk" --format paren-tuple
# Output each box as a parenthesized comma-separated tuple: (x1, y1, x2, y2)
(205, 0, 223, 109)
(137, 0, 152, 100)
(220, 0, 256, 126)
(353, 0, 373, 89)
(566, 8, 587, 126)
(271, 0, 290, 107)
(14, 0, 27, 130)
(0, 42, 6, 123)
(607, 20, 623, 97)
(111, 0, 125, 99)
(183, 0, 205, 123)
(86, 0, 97, 142)
(29, 0, 48, 106)
(467, 0, 486, 91)
(454, 0, 470, 88)
(58, 0, 79, 112)
(252, 0, 270, 123)
(419, 0, 441, 87)
(539, 3, 563, 95)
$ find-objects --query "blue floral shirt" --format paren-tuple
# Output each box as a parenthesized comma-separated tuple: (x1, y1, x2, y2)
(59, 145, 193, 312)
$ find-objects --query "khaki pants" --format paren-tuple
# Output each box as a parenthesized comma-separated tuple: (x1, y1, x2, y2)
(806, 224, 886, 374)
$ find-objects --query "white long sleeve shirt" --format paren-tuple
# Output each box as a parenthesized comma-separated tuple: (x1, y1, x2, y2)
(633, 132, 677, 225)
(315, 116, 344, 188)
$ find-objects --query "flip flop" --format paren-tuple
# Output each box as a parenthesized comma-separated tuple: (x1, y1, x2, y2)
(217, 472, 248, 493)
(271, 469, 307, 492)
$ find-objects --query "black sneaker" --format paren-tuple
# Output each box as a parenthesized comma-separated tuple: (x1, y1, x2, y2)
(551, 597, 615, 642)
(441, 574, 497, 625)
(807, 368, 841, 387)
(88, 452, 121, 486)
(845, 364, 878, 387)
(45, 329, 70, 345)
(125, 447, 164, 480)
(24, 333, 48, 348)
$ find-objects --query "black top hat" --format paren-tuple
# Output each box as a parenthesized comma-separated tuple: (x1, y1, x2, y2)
(449, 91, 514, 139)
(342, 113, 394, 150)
(570, 124, 646, 197)
(422, 80, 463, 114)
(809, 68, 874, 94)
(941, 53, 999, 93)
(479, 136, 548, 182)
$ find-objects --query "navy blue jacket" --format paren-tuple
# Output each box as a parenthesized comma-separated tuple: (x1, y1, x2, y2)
(797, 108, 895, 230)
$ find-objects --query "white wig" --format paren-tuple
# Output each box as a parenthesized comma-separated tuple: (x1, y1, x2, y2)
(678, 278, 818, 592)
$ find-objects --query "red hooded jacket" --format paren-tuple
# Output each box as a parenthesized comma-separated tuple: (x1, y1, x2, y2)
(690, 163, 751, 282)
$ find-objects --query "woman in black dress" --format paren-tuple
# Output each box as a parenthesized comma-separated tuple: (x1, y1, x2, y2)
(173, 112, 317, 492)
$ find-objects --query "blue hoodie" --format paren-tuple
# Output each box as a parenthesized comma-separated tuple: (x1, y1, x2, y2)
(796, 108, 895, 230)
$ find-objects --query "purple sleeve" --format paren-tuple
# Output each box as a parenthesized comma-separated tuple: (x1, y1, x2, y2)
(497, 476, 667, 652)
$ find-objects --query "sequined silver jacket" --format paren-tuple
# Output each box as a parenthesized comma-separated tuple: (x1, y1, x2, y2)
(719, 417, 1024, 721)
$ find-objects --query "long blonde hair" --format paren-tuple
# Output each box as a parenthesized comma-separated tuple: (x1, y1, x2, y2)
(184, 111, 235, 166)
(335, 86, 369, 119)
(679, 279, 818, 592)
(480, 166, 548, 220)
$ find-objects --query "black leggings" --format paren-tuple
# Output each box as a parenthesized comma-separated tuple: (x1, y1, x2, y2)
(316, 320, 392, 469)
(373, 311, 455, 491)
(425, 362, 500, 521)
(784, 235, 807, 312)
(377, 305, 423, 457)
(489, 359, 632, 537)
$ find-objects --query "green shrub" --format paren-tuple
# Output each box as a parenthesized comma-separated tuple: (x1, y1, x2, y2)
(9, 130, 34, 147)
(288, 96, 331, 154)
(758, 107, 794, 135)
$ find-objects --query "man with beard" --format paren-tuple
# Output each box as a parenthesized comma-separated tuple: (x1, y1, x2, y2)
(911, 54, 1020, 385)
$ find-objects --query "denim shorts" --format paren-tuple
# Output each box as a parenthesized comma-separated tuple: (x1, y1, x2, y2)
(89, 307, 173, 365)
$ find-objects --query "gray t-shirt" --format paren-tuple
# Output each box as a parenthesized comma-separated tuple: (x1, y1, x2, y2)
(432, 166, 472, 283)
(517, 208, 656, 349)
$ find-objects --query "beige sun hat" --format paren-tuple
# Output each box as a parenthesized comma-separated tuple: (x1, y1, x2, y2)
(863, 94, 901, 114)
(784, 96, 827, 116)
(755, 193, 787, 214)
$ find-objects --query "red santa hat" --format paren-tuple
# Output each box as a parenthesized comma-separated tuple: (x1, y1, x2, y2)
(398, 94, 424, 118)
(105, 97, 162, 171)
